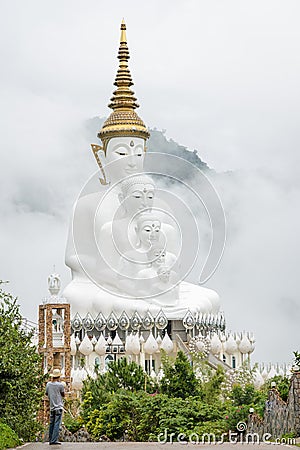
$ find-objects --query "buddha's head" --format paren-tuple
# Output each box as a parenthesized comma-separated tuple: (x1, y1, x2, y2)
(157, 265, 171, 283)
(105, 137, 146, 184)
(135, 213, 162, 249)
(94, 21, 149, 185)
(119, 175, 155, 217)
(147, 244, 166, 267)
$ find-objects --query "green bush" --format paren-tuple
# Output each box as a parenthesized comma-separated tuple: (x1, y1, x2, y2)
(63, 414, 83, 434)
(84, 389, 228, 441)
(81, 357, 156, 424)
(160, 351, 200, 398)
(266, 376, 290, 402)
(80, 342, 296, 442)
(0, 422, 21, 450)
(0, 284, 45, 440)
(230, 383, 257, 406)
(193, 420, 228, 441)
(202, 365, 225, 403)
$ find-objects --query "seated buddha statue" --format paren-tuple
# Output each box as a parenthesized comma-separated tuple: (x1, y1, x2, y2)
(63, 20, 220, 319)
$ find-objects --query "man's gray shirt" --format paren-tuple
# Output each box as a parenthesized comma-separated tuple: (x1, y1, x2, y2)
(46, 381, 64, 411)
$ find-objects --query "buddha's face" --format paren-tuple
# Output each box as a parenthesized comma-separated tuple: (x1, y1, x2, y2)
(148, 246, 166, 267)
(122, 183, 154, 216)
(136, 219, 161, 247)
(106, 137, 145, 183)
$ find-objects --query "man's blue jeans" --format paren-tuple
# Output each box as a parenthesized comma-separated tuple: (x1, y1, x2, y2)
(49, 408, 62, 444)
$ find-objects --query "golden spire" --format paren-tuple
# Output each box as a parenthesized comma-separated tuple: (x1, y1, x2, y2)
(97, 20, 149, 151)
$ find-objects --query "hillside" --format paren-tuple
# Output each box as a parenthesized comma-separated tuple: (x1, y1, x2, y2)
(85, 117, 212, 175)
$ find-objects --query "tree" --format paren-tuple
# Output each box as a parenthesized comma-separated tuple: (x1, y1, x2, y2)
(293, 351, 300, 367)
(105, 357, 149, 392)
(0, 282, 44, 440)
(265, 375, 290, 402)
(0, 423, 20, 450)
(81, 357, 156, 423)
(202, 365, 225, 403)
(160, 350, 200, 398)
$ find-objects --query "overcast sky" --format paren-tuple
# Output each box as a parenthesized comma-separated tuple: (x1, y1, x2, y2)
(0, 0, 299, 365)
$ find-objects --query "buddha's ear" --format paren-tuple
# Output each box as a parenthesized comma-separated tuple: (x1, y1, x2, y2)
(134, 226, 141, 248)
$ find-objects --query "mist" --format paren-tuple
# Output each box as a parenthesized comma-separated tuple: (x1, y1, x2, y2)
(0, 0, 300, 364)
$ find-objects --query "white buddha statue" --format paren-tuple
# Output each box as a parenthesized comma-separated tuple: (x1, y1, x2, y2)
(146, 242, 177, 271)
(115, 211, 164, 295)
(96, 178, 158, 291)
(136, 243, 179, 305)
(63, 20, 220, 319)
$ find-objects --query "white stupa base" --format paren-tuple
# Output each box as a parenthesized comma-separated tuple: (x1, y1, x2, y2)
(63, 279, 220, 320)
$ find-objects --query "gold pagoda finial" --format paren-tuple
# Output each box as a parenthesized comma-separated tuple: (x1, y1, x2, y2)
(97, 20, 149, 152)
(120, 18, 126, 43)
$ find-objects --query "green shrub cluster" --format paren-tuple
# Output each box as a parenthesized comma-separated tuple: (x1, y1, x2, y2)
(0, 280, 296, 444)
(0, 283, 45, 444)
(80, 352, 252, 441)
(0, 422, 21, 450)
(79, 351, 294, 442)
(84, 389, 228, 441)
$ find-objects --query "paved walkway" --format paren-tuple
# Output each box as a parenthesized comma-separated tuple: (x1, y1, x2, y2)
(17, 443, 288, 450)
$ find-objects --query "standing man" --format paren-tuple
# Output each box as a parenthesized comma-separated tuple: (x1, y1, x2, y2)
(46, 368, 65, 445)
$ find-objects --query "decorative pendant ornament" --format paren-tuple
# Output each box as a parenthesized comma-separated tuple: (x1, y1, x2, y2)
(160, 333, 174, 354)
(142, 311, 154, 330)
(91, 335, 98, 345)
(144, 331, 159, 354)
(94, 312, 106, 331)
(130, 140, 134, 147)
(238, 333, 252, 354)
(220, 312, 226, 332)
(214, 313, 221, 330)
(118, 311, 130, 331)
(95, 333, 107, 356)
(112, 331, 123, 346)
(131, 333, 141, 355)
(249, 334, 255, 353)
(196, 313, 203, 330)
(210, 333, 222, 355)
(224, 334, 238, 355)
(183, 310, 196, 330)
(131, 311, 142, 331)
(79, 334, 93, 356)
(125, 333, 133, 354)
(70, 334, 77, 356)
(71, 313, 83, 332)
(208, 314, 214, 331)
(82, 312, 94, 332)
(90, 144, 109, 185)
(106, 312, 118, 331)
(155, 310, 168, 330)
(125, 332, 140, 354)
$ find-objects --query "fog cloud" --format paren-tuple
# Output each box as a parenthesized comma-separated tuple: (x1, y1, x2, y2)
(0, 0, 299, 364)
